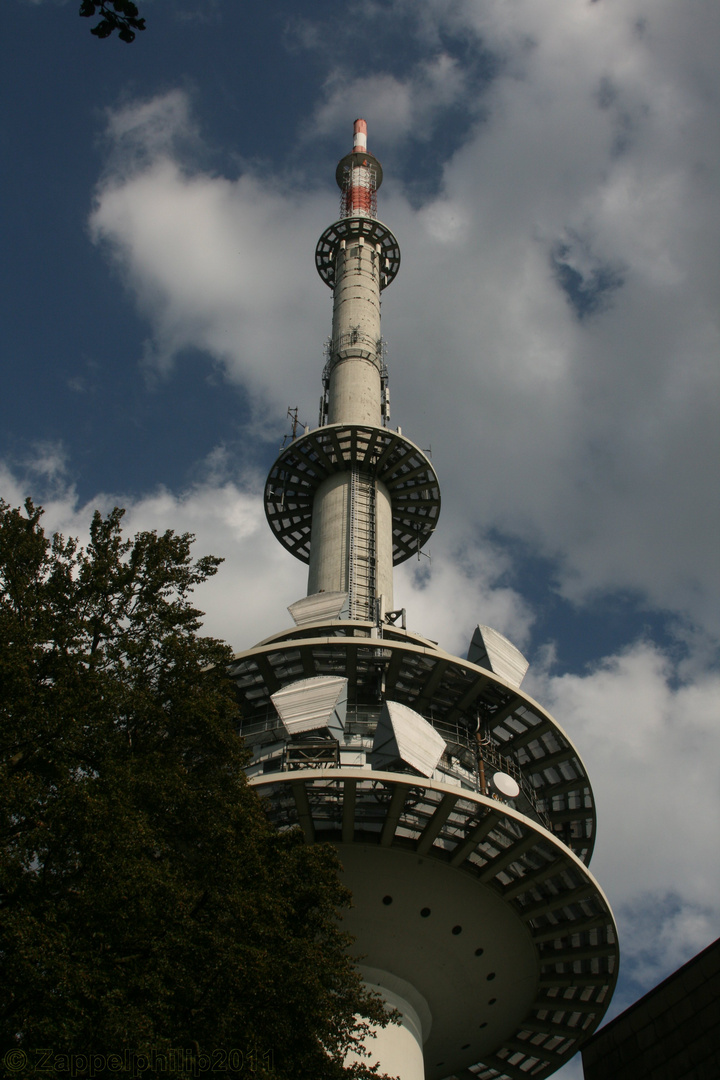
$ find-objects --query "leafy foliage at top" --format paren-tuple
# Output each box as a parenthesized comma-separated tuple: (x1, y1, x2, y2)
(0, 501, 392, 1079)
(79, 0, 146, 43)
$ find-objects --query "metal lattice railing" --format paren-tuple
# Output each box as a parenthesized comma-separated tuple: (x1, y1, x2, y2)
(339, 162, 379, 219)
(240, 704, 550, 828)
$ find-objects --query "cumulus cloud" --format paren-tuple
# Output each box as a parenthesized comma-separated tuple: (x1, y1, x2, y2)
(526, 634, 720, 1071)
(309, 53, 469, 149)
(370, 0, 720, 631)
(0, 458, 305, 648)
(90, 91, 332, 424)
(395, 528, 534, 658)
(102, 90, 200, 177)
(520, 602, 720, 1075)
(0, 450, 532, 662)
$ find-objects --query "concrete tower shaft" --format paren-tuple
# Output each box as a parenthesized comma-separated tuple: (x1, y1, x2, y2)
(306, 470, 394, 616)
(327, 237, 383, 426)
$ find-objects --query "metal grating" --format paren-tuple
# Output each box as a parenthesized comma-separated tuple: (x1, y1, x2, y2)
(315, 216, 401, 290)
(229, 635, 597, 862)
(250, 770, 619, 1080)
(264, 424, 440, 567)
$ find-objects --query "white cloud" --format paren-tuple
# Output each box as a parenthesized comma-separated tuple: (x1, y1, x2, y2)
(102, 90, 198, 171)
(395, 527, 534, 658)
(526, 639, 720, 998)
(0, 460, 305, 649)
(308, 53, 469, 150)
(120, 482, 308, 647)
(90, 94, 331, 421)
(378, 0, 720, 631)
(1, 452, 532, 664)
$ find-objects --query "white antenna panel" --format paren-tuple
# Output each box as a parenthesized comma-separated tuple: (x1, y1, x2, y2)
(371, 700, 446, 778)
(271, 676, 348, 738)
(288, 592, 349, 627)
(467, 624, 529, 687)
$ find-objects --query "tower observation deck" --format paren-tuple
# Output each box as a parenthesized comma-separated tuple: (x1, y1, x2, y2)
(233, 120, 618, 1080)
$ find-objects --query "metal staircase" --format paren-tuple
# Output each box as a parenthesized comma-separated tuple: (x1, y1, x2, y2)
(348, 466, 376, 620)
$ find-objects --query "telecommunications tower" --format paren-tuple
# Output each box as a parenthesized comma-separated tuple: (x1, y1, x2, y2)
(230, 120, 618, 1080)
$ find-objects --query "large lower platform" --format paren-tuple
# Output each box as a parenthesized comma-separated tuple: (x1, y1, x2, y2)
(250, 769, 618, 1080)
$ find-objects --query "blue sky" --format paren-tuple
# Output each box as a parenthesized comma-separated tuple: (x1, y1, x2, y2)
(3, 2, 719, 1074)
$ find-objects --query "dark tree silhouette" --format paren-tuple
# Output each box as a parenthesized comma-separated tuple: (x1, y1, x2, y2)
(79, 0, 146, 43)
(0, 500, 392, 1080)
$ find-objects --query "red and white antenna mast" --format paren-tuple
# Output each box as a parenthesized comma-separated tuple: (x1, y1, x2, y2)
(337, 117, 382, 219)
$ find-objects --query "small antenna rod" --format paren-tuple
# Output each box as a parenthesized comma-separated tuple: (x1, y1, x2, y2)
(287, 406, 300, 439)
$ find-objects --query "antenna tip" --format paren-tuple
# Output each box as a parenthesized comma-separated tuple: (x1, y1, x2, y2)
(353, 118, 368, 153)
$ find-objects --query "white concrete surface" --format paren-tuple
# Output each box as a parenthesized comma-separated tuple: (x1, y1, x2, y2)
(347, 969, 430, 1080)
(328, 240, 383, 425)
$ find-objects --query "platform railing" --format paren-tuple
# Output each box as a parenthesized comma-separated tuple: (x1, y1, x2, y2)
(241, 704, 550, 828)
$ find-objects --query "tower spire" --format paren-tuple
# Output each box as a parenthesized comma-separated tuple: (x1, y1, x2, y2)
(265, 120, 439, 622)
(353, 116, 368, 152)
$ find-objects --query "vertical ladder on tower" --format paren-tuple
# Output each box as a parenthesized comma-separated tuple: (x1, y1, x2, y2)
(348, 466, 376, 621)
